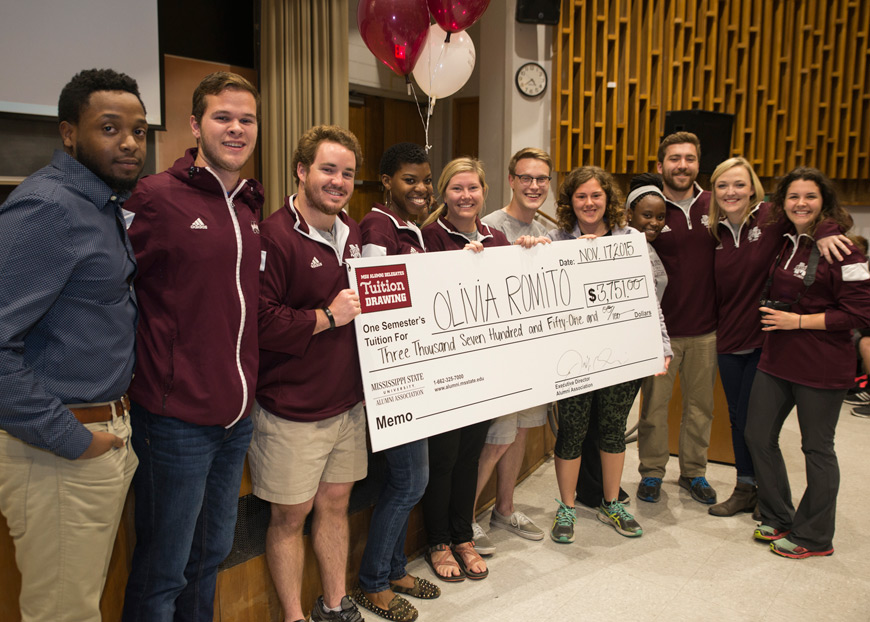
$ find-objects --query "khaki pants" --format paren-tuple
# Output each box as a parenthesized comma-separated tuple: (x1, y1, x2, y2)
(0, 413, 137, 622)
(638, 331, 717, 479)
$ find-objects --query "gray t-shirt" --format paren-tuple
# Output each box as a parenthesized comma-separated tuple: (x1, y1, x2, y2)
(481, 209, 548, 244)
(313, 225, 339, 252)
(457, 229, 481, 242)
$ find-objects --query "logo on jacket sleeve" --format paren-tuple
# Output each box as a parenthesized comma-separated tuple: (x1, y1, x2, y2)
(660, 224, 672, 233)
(190, 218, 208, 230)
(251, 221, 260, 234)
(310, 256, 323, 268)
(349, 244, 361, 259)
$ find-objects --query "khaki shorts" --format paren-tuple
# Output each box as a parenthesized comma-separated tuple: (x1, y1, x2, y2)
(485, 404, 549, 445)
(248, 401, 368, 505)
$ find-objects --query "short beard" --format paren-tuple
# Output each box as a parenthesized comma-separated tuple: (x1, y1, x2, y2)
(75, 145, 141, 193)
(304, 181, 346, 216)
(664, 171, 694, 193)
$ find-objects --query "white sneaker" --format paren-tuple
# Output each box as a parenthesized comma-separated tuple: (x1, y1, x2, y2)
(490, 508, 545, 541)
(471, 521, 496, 555)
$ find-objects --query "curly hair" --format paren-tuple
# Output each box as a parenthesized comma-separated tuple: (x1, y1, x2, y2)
(555, 166, 625, 234)
(292, 125, 362, 183)
(191, 72, 260, 124)
(708, 157, 766, 242)
(379, 142, 429, 177)
(58, 68, 145, 125)
(769, 167, 852, 236)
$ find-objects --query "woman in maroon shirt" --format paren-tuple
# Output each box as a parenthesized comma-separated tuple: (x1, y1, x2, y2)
(709, 159, 849, 519)
(355, 143, 437, 622)
(420, 158, 508, 583)
(745, 168, 870, 559)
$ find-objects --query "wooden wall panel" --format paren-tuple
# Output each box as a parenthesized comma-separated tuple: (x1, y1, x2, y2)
(553, 0, 870, 181)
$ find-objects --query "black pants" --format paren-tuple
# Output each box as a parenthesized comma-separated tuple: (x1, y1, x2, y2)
(422, 420, 490, 546)
(576, 414, 606, 508)
(745, 370, 844, 551)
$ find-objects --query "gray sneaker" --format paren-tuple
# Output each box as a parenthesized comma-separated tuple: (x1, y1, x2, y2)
(471, 521, 496, 556)
(490, 508, 544, 541)
(310, 595, 364, 622)
(597, 499, 643, 537)
(550, 500, 576, 544)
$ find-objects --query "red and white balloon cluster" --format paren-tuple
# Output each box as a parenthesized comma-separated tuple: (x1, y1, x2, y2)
(357, 0, 490, 101)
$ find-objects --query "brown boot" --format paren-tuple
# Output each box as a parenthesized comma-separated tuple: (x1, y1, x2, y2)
(708, 482, 757, 517)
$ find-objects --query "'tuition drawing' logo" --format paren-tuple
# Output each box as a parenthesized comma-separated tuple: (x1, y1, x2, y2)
(356, 264, 412, 313)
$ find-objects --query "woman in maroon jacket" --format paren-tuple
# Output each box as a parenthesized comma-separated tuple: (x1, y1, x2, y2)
(709, 159, 849, 518)
(354, 143, 437, 622)
(745, 167, 870, 558)
(419, 158, 509, 583)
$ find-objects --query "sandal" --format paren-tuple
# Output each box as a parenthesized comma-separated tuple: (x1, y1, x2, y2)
(389, 575, 441, 599)
(424, 544, 465, 582)
(452, 541, 489, 580)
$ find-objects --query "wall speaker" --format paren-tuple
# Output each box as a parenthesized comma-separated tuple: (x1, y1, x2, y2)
(516, 0, 561, 25)
(663, 110, 735, 174)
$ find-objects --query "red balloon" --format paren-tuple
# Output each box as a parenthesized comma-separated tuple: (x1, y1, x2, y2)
(358, 0, 430, 77)
(427, 0, 491, 33)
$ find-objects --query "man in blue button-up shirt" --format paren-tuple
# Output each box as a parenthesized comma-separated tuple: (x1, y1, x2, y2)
(0, 69, 147, 622)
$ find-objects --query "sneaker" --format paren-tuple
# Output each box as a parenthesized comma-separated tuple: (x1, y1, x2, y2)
(471, 521, 496, 556)
(770, 537, 834, 559)
(851, 404, 870, 418)
(490, 508, 545, 541)
(844, 390, 870, 405)
(678, 476, 717, 504)
(550, 500, 576, 544)
(597, 499, 643, 537)
(618, 487, 631, 506)
(637, 477, 662, 503)
(310, 595, 364, 622)
(753, 524, 791, 542)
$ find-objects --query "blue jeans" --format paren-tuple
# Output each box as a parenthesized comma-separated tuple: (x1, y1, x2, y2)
(718, 349, 761, 478)
(122, 403, 252, 622)
(358, 439, 429, 592)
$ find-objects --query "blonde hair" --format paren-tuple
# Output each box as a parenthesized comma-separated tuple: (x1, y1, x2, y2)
(508, 147, 551, 175)
(423, 157, 488, 227)
(708, 157, 765, 242)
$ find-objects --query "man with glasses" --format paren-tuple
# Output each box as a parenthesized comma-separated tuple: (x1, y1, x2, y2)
(471, 148, 553, 554)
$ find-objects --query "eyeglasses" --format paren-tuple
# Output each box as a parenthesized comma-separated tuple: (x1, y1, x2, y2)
(516, 175, 551, 187)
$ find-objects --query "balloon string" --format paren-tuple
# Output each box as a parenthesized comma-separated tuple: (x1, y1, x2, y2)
(409, 82, 432, 153)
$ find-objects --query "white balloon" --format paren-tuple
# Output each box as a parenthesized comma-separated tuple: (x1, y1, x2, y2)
(412, 24, 476, 100)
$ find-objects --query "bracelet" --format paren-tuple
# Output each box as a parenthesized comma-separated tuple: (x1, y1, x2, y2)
(323, 307, 336, 331)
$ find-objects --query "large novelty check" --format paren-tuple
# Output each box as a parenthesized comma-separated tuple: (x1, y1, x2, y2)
(347, 232, 664, 451)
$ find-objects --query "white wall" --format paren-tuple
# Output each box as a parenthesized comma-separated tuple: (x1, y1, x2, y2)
(478, 0, 555, 218)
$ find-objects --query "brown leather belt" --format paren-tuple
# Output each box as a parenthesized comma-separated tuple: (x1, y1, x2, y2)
(68, 395, 131, 424)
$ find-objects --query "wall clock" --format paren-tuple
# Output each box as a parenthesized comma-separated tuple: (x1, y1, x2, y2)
(515, 62, 547, 97)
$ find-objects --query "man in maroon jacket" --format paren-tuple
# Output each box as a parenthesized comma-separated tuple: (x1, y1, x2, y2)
(250, 125, 367, 622)
(122, 72, 264, 621)
(636, 132, 719, 506)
